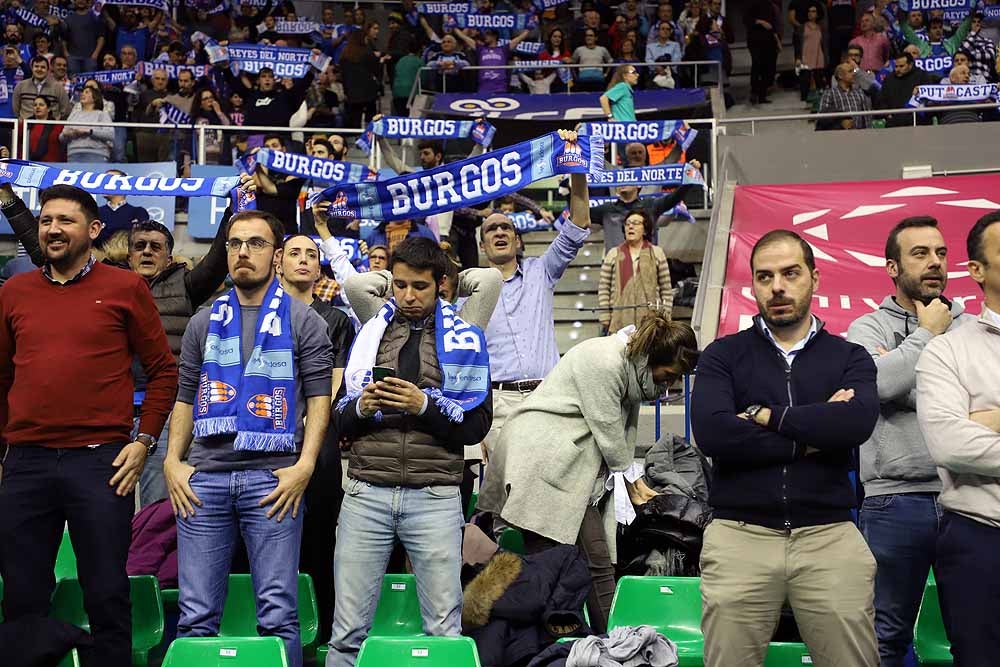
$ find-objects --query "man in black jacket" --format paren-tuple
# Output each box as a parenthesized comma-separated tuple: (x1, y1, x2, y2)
(691, 229, 879, 667)
(877, 51, 939, 126)
(0, 177, 249, 505)
(222, 64, 314, 129)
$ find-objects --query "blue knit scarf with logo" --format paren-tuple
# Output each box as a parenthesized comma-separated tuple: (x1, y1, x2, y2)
(337, 298, 490, 423)
(194, 278, 297, 452)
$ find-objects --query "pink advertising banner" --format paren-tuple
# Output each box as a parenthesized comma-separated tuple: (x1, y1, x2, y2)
(718, 175, 1000, 339)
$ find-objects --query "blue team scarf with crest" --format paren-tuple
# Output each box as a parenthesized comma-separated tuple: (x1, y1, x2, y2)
(337, 298, 490, 423)
(194, 278, 297, 452)
(356, 116, 496, 155)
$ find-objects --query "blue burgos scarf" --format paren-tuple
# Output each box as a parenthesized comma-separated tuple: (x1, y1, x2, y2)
(338, 298, 490, 423)
(194, 278, 297, 452)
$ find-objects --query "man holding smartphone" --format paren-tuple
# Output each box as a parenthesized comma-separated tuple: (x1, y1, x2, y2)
(328, 237, 493, 667)
(847, 216, 973, 666)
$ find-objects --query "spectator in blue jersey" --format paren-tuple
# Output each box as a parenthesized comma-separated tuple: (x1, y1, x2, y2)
(454, 26, 530, 94)
(106, 7, 161, 61)
(425, 33, 471, 92)
(905, 13, 974, 60)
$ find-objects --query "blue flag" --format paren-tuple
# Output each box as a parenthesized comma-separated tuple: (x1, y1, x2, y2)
(356, 116, 496, 154)
(314, 132, 604, 222)
(588, 163, 705, 188)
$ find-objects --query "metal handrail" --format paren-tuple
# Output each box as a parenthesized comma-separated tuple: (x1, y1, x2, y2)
(409, 58, 723, 108)
(723, 101, 1000, 134)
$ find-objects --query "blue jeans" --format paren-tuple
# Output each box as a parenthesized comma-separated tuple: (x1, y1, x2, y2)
(176, 470, 304, 667)
(326, 479, 464, 667)
(859, 492, 941, 667)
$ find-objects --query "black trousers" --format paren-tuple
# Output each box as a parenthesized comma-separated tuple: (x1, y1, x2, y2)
(0, 443, 134, 667)
(935, 511, 1000, 666)
(299, 429, 344, 646)
(748, 39, 778, 100)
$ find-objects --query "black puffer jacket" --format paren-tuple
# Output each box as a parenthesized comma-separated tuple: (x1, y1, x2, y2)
(463, 545, 591, 667)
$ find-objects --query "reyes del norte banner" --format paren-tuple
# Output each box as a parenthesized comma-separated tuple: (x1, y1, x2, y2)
(588, 163, 706, 188)
(312, 132, 604, 222)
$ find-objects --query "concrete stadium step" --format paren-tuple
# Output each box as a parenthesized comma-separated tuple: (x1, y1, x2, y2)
(554, 266, 601, 293)
(556, 321, 604, 356)
(554, 293, 600, 322)
(521, 241, 605, 267)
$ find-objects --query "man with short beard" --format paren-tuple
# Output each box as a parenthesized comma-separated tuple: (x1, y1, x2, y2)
(847, 217, 973, 666)
(0, 184, 177, 667)
(691, 229, 879, 667)
(164, 211, 332, 667)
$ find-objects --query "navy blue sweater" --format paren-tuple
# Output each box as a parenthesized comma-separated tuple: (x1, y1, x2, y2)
(691, 318, 878, 530)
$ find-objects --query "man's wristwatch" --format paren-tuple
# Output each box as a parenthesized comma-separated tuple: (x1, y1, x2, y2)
(745, 404, 765, 422)
(136, 433, 157, 457)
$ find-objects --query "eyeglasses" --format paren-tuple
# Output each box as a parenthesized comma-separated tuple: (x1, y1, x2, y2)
(227, 237, 275, 253)
(484, 222, 515, 234)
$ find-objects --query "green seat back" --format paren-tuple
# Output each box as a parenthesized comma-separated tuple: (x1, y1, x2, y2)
(55, 530, 77, 581)
(162, 637, 289, 667)
(607, 576, 704, 666)
(57, 648, 81, 667)
(218, 574, 319, 649)
(497, 528, 525, 555)
(357, 636, 481, 667)
(914, 575, 953, 666)
(371, 574, 424, 636)
(764, 642, 811, 667)
(50, 575, 164, 667)
(316, 645, 328, 663)
(466, 492, 479, 521)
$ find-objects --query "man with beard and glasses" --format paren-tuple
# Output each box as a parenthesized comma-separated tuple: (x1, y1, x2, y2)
(847, 216, 973, 667)
(0, 185, 177, 667)
(164, 211, 332, 667)
(691, 229, 879, 667)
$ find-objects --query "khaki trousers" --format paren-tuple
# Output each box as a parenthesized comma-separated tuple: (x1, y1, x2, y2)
(700, 519, 878, 667)
(479, 389, 531, 461)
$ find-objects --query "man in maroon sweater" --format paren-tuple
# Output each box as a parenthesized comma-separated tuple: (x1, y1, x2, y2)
(0, 185, 177, 667)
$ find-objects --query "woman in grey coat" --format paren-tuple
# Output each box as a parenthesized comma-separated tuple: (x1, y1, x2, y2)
(478, 311, 699, 632)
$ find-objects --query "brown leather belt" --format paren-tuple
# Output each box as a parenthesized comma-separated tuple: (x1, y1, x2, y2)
(491, 379, 543, 393)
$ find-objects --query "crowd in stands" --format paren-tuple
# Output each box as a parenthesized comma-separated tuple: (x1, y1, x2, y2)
(790, 2, 1000, 127)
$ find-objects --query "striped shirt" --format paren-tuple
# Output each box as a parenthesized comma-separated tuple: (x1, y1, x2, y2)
(819, 84, 872, 129)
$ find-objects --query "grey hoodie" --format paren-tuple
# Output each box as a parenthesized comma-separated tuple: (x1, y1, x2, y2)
(847, 296, 975, 495)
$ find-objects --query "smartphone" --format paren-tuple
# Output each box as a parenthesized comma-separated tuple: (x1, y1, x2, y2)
(372, 366, 396, 383)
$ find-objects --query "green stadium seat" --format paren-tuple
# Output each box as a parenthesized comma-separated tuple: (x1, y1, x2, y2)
(55, 530, 77, 581)
(161, 588, 179, 608)
(763, 642, 811, 667)
(50, 575, 164, 667)
(317, 645, 328, 663)
(497, 528, 525, 555)
(371, 574, 424, 637)
(357, 636, 481, 667)
(57, 648, 81, 667)
(466, 492, 479, 520)
(218, 573, 319, 650)
(914, 574, 952, 666)
(162, 637, 289, 667)
(607, 576, 704, 667)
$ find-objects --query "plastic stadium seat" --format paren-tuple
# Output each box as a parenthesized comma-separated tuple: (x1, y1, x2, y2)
(466, 491, 479, 520)
(316, 645, 328, 663)
(55, 530, 77, 581)
(497, 528, 525, 555)
(763, 642, 812, 667)
(371, 574, 424, 637)
(357, 636, 481, 667)
(218, 573, 319, 650)
(914, 574, 952, 666)
(57, 648, 80, 667)
(162, 637, 289, 667)
(51, 575, 164, 667)
(607, 576, 704, 667)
